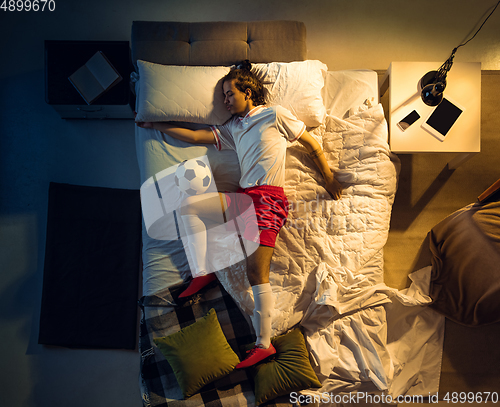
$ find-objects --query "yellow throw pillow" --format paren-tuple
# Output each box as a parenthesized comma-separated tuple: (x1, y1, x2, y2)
(247, 328, 322, 405)
(154, 308, 240, 398)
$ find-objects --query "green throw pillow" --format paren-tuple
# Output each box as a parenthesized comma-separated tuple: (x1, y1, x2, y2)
(248, 328, 322, 405)
(153, 308, 240, 398)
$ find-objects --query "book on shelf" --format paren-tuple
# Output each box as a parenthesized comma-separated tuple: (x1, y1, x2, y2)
(68, 51, 123, 105)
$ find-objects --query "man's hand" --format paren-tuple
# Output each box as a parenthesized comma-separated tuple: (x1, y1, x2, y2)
(324, 173, 343, 200)
(136, 121, 155, 129)
(134, 112, 155, 129)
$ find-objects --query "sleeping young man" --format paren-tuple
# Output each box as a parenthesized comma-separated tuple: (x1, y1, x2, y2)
(136, 61, 342, 368)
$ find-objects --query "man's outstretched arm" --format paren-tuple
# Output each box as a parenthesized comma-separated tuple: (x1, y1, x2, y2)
(297, 130, 342, 200)
(136, 121, 216, 145)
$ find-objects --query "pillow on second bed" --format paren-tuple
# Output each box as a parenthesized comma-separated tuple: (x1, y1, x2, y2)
(135, 61, 232, 125)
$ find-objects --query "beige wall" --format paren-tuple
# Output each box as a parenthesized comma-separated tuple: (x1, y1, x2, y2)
(2, 0, 500, 78)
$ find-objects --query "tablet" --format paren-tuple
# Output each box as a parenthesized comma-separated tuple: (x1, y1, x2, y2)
(421, 97, 465, 141)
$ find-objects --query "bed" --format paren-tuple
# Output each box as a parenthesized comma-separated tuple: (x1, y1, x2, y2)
(412, 179, 500, 327)
(132, 21, 445, 406)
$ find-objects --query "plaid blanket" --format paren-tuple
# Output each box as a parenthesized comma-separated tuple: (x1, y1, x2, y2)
(139, 281, 294, 407)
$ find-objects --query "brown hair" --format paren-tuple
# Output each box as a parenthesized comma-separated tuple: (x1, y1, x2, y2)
(222, 60, 265, 106)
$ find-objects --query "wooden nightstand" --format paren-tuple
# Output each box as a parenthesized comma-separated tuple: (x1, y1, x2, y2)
(380, 62, 481, 168)
(45, 40, 135, 119)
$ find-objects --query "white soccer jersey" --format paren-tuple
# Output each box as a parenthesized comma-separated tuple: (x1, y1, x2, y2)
(210, 105, 306, 188)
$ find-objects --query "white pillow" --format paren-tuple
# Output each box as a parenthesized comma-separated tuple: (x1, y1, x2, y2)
(135, 61, 232, 125)
(251, 60, 328, 128)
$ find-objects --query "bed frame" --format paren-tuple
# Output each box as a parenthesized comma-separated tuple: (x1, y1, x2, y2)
(131, 20, 307, 68)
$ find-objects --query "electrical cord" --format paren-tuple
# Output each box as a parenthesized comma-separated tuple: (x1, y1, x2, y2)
(457, 0, 500, 49)
(436, 0, 500, 82)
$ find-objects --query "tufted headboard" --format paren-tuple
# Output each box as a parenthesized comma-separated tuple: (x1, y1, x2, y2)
(131, 20, 307, 68)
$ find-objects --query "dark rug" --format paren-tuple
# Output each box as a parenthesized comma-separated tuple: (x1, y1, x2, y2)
(38, 182, 142, 349)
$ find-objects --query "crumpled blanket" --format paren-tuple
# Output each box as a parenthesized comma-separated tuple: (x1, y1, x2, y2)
(212, 103, 398, 332)
(210, 104, 445, 397)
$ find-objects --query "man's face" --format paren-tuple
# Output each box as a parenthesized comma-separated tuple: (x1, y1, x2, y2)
(223, 79, 252, 117)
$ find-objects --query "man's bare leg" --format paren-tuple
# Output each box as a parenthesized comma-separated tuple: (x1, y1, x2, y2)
(236, 244, 277, 368)
(246, 245, 274, 286)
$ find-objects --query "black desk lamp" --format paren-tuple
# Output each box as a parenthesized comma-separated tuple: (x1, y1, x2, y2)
(419, 0, 500, 106)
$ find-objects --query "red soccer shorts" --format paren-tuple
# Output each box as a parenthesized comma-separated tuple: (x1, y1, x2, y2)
(224, 186, 289, 248)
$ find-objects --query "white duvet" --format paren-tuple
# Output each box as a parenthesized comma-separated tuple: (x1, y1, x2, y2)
(210, 103, 445, 398)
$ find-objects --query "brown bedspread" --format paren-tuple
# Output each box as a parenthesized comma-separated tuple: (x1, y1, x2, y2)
(426, 200, 500, 326)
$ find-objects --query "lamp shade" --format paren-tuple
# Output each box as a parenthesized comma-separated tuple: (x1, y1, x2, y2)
(419, 70, 447, 106)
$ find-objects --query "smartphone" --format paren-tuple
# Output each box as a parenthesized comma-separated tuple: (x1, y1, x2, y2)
(397, 110, 421, 131)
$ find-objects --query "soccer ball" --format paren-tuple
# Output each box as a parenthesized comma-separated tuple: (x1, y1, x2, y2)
(174, 159, 212, 196)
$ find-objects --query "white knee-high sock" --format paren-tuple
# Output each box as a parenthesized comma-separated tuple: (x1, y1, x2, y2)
(180, 214, 209, 278)
(252, 283, 273, 349)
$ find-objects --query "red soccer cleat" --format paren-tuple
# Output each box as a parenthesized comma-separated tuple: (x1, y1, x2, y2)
(235, 344, 276, 369)
(178, 273, 216, 298)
